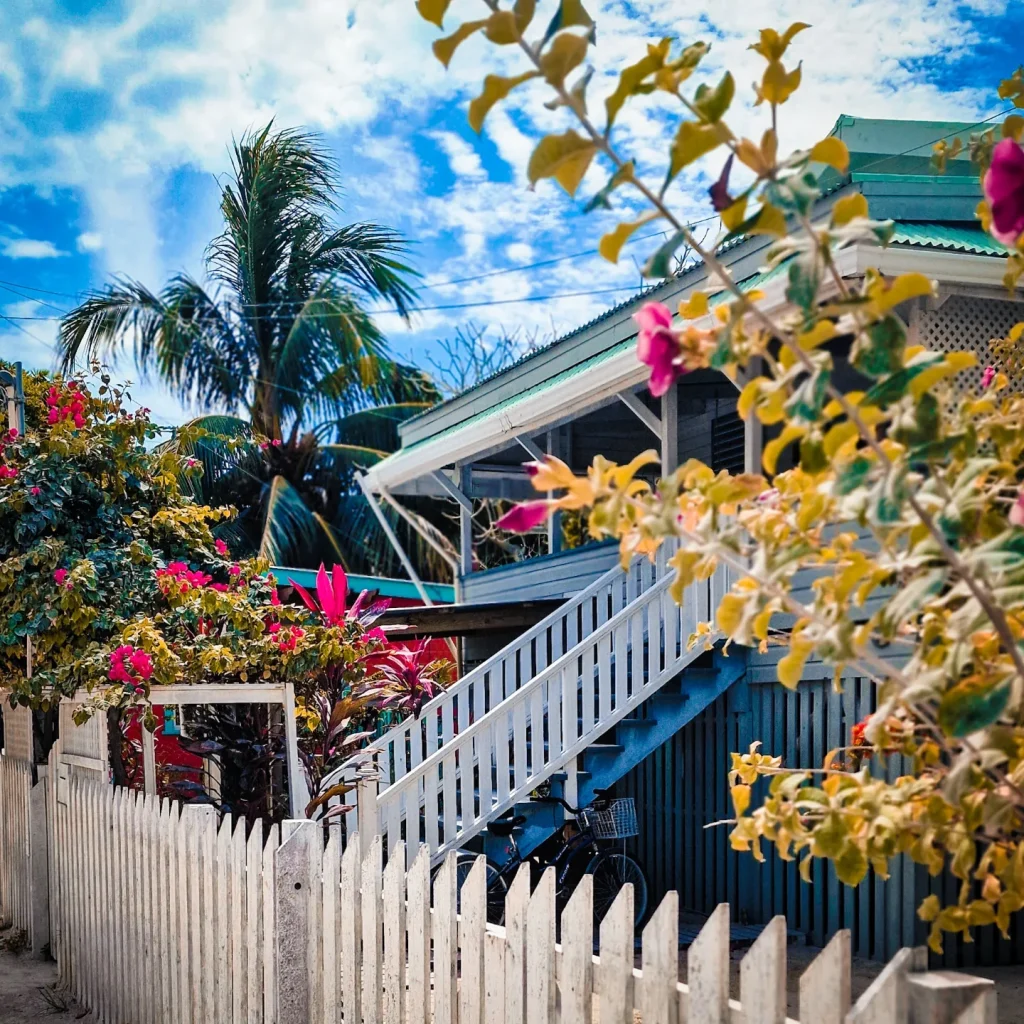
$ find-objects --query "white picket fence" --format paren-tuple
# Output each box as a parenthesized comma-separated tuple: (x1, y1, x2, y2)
(39, 762, 997, 1024)
(0, 753, 33, 936)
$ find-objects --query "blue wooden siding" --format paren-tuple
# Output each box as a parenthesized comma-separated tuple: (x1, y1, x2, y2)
(620, 671, 1024, 967)
(461, 541, 621, 604)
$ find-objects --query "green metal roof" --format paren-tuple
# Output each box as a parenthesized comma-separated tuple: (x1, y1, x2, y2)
(889, 223, 1009, 256)
(374, 220, 1009, 477)
(271, 567, 454, 604)
(369, 261, 789, 475)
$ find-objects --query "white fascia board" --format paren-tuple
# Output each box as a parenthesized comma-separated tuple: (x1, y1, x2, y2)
(853, 244, 1011, 287)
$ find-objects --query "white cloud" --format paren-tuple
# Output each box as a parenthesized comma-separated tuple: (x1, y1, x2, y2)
(430, 130, 485, 180)
(75, 231, 103, 253)
(1, 238, 66, 259)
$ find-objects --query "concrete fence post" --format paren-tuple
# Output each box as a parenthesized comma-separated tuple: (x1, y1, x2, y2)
(28, 770, 49, 954)
(274, 819, 318, 1024)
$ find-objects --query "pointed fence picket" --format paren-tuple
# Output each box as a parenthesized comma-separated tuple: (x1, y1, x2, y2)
(35, 767, 998, 1024)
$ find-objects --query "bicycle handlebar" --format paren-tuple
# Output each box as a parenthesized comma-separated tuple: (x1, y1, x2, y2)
(533, 786, 612, 816)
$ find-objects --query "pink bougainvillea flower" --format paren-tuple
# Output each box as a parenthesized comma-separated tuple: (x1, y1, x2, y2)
(269, 588, 281, 607)
(53, 568, 69, 585)
(1011, 489, 1024, 528)
(228, 564, 242, 577)
(984, 138, 1024, 246)
(496, 500, 551, 533)
(267, 621, 281, 634)
(31, 486, 41, 496)
(214, 538, 229, 556)
(981, 365, 997, 389)
(634, 302, 685, 397)
(209, 582, 229, 592)
(7, 428, 17, 440)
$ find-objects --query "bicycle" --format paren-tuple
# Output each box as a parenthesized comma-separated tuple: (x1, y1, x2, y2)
(442, 788, 649, 929)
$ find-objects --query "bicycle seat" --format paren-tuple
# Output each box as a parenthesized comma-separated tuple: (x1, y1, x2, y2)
(488, 814, 526, 837)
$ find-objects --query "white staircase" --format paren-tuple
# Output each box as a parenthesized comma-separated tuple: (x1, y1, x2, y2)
(335, 548, 731, 868)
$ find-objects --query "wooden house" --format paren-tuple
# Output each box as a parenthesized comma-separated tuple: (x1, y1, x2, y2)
(351, 115, 1023, 966)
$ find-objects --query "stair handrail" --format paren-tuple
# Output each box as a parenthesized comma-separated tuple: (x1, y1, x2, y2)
(377, 562, 720, 818)
(322, 552, 639, 793)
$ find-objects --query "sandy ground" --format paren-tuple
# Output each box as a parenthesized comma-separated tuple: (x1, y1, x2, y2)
(0, 928, 84, 1024)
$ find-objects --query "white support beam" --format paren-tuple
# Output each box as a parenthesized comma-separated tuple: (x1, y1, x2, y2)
(430, 470, 473, 512)
(545, 431, 562, 556)
(378, 485, 459, 572)
(616, 390, 662, 437)
(142, 726, 156, 796)
(660, 384, 679, 473)
(356, 472, 436, 608)
(743, 357, 763, 474)
(458, 464, 474, 581)
(73, 683, 288, 705)
(514, 434, 545, 462)
(282, 682, 308, 819)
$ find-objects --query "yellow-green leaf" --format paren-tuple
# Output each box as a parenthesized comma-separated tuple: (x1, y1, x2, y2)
(721, 194, 749, 231)
(758, 60, 802, 105)
(469, 72, 540, 133)
(605, 40, 670, 128)
(777, 639, 812, 689)
(831, 192, 868, 226)
(716, 592, 746, 636)
(762, 423, 805, 474)
(835, 842, 868, 886)
(731, 783, 751, 817)
(527, 130, 598, 195)
(416, 0, 450, 28)
(599, 213, 660, 263)
(810, 136, 850, 172)
(539, 31, 588, 88)
(679, 291, 709, 319)
(484, 10, 520, 44)
(669, 121, 723, 179)
(693, 71, 735, 124)
(433, 19, 487, 68)
(513, 0, 536, 31)
(750, 203, 787, 237)
(542, 0, 593, 44)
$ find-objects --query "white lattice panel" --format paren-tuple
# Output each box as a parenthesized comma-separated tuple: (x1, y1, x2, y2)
(916, 294, 1024, 394)
(1, 703, 33, 762)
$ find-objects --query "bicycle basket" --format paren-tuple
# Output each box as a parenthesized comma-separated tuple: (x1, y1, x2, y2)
(579, 798, 638, 840)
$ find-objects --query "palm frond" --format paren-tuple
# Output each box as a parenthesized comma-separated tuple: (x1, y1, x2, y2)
(312, 512, 351, 571)
(258, 475, 319, 564)
(314, 402, 432, 449)
(312, 223, 419, 317)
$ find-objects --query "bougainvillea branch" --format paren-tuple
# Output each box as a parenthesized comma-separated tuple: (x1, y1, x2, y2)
(417, 0, 1024, 950)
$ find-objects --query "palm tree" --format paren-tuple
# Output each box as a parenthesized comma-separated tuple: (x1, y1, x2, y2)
(59, 124, 445, 573)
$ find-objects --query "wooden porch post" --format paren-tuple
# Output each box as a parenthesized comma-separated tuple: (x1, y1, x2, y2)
(458, 463, 474, 582)
(660, 383, 679, 473)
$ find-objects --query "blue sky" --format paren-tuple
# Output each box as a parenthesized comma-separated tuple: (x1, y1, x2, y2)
(0, 0, 1017, 425)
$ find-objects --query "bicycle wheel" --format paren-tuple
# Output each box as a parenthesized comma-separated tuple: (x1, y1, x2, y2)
(433, 852, 509, 925)
(586, 851, 649, 928)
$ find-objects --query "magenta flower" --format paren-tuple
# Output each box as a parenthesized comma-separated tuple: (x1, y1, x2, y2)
(982, 366, 996, 389)
(1011, 490, 1024, 528)
(53, 568, 69, 586)
(984, 138, 1024, 246)
(31, 486, 41, 496)
(215, 538, 229, 556)
(496, 500, 551, 533)
(270, 588, 281, 607)
(228, 564, 242, 577)
(634, 302, 684, 397)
